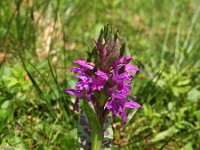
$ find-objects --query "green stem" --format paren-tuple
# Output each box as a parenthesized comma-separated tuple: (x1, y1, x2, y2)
(83, 99, 104, 150)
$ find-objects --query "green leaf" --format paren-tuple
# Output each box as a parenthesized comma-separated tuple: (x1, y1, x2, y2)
(152, 126, 178, 142)
(0, 100, 13, 133)
(120, 42, 126, 57)
(187, 87, 200, 101)
(83, 99, 103, 150)
(182, 142, 193, 150)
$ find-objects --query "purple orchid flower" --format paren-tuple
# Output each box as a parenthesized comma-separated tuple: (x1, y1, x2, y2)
(66, 26, 141, 124)
(66, 55, 141, 123)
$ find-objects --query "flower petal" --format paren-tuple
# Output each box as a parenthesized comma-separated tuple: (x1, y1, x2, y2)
(65, 88, 84, 98)
(124, 100, 141, 108)
(113, 56, 132, 66)
(95, 70, 108, 81)
(119, 107, 127, 123)
(125, 64, 139, 72)
(74, 60, 94, 70)
(70, 67, 83, 74)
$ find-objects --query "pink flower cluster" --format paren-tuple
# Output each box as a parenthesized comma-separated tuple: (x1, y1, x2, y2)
(66, 56, 141, 123)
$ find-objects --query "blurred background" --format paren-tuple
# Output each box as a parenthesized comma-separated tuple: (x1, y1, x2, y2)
(0, 0, 200, 149)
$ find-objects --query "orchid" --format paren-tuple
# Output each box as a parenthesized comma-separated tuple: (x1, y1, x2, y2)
(66, 52, 141, 123)
(66, 25, 141, 149)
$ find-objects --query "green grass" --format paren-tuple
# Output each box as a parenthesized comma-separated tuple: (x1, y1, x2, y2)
(0, 0, 200, 149)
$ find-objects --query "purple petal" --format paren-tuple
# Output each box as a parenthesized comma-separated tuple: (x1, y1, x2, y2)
(86, 90, 96, 102)
(95, 70, 108, 81)
(119, 107, 127, 123)
(90, 70, 108, 91)
(125, 64, 139, 72)
(76, 82, 88, 90)
(116, 83, 131, 94)
(74, 60, 94, 70)
(78, 75, 91, 82)
(124, 100, 141, 108)
(111, 92, 127, 99)
(112, 72, 132, 82)
(105, 100, 113, 109)
(70, 67, 83, 74)
(113, 56, 132, 66)
(105, 99, 119, 116)
(65, 88, 84, 98)
(91, 78, 105, 91)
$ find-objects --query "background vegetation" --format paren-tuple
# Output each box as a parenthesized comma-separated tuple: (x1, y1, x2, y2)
(0, 0, 200, 149)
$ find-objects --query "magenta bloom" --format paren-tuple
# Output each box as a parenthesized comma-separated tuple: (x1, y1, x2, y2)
(66, 26, 143, 150)
(66, 55, 141, 123)
(105, 56, 141, 123)
(66, 60, 108, 110)
(66, 26, 141, 123)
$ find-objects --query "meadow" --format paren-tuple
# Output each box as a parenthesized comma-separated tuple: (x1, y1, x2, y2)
(0, 0, 200, 149)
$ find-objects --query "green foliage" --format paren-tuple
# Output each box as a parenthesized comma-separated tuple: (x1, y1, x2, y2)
(0, 0, 200, 149)
(83, 99, 103, 150)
